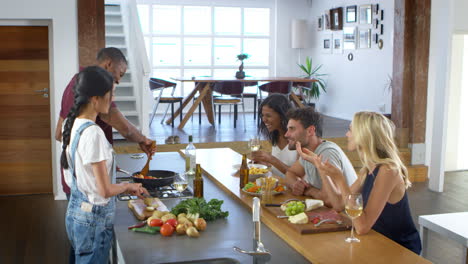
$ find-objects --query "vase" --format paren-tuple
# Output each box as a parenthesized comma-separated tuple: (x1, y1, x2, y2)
(235, 61, 245, 79)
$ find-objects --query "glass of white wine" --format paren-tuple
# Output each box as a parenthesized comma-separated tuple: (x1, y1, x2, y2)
(345, 193, 363, 243)
(248, 136, 261, 164)
(173, 173, 188, 197)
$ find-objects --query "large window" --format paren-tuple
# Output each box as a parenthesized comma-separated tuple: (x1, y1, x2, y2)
(137, 4, 273, 96)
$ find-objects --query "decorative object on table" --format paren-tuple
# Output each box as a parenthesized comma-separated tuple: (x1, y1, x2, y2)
(330, 7, 343, 31)
(296, 56, 327, 105)
(378, 39, 384, 49)
(347, 53, 354, 61)
(359, 28, 371, 49)
(324, 12, 331, 30)
(317, 15, 323, 31)
(322, 34, 332, 54)
(359, 4, 372, 24)
(380, 24, 384, 35)
(333, 33, 343, 54)
(235, 53, 249, 79)
(346, 5, 357, 23)
(343, 26, 357, 50)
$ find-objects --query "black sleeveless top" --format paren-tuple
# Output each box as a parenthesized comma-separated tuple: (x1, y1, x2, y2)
(362, 167, 422, 254)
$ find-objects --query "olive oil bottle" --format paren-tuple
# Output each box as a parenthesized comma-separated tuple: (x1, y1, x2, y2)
(193, 164, 203, 198)
(239, 154, 249, 189)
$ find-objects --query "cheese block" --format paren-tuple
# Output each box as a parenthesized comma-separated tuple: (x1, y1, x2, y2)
(288, 212, 308, 224)
(305, 199, 324, 211)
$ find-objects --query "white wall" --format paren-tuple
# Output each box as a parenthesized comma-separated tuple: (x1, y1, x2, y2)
(0, 0, 78, 199)
(445, 35, 464, 171)
(305, 0, 393, 120)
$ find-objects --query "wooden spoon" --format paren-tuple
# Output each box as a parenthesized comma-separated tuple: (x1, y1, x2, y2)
(140, 141, 156, 176)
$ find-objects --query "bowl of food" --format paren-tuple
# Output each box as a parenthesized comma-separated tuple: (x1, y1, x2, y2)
(248, 164, 270, 180)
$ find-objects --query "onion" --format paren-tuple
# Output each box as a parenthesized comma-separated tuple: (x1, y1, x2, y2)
(186, 226, 200, 237)
(176, 224, 187, 235)
(194, 218, 207, 231)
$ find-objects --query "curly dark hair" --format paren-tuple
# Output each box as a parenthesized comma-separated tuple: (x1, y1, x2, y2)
(286, 107, 323, 137)
(258, 94, 293, 145)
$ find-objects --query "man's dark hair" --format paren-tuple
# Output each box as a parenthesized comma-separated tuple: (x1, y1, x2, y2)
(96, 47, 127, 65)
(287, 107, 323, 137)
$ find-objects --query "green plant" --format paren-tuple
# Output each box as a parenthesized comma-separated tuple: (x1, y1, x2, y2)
(237, 53, 250, 61)
(297, 56, 327, 103)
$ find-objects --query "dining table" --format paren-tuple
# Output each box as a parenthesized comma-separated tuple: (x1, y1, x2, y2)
(167, 76, 318, 129)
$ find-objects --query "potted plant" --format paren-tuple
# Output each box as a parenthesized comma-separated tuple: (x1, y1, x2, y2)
(297, 56, 327, 107)
(236, 53, 249, 79)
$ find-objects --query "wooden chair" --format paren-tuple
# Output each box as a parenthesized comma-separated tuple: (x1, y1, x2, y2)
(212, 81, 246, 129)
(149, 78, 184, 127)
(235, 81, 259, 120)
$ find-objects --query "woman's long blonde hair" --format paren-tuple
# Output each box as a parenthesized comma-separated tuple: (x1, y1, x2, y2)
(352, 111, 411, 188)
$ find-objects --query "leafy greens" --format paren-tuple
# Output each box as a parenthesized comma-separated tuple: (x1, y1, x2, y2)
(170, 198, 229, 221)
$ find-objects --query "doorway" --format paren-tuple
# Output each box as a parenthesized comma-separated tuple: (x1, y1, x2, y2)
(0, 26, 52, 195)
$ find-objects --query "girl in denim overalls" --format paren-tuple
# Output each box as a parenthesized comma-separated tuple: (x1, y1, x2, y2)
(61, 66, 148, 263)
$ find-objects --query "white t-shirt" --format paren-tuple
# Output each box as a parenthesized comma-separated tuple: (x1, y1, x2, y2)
(271, 145, 298, 178)
(64, 118, 114, 205)
(299, 141, 357, 189)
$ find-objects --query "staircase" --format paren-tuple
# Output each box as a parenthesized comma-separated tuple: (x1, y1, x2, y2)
(105, 4, 141, 139)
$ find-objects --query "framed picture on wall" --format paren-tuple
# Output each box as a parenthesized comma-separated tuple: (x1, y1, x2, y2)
(318, 15, 323, 31)
(333, 34, 343, 54)
(346, 5, 357, 23)
(359, 4, 372, 24)
(324, 13, 331, 30)
(322, 34, 332, 53)
(330, 7, 343, 30)
(359, 28, 371, 49)
(373, 4, 379, 16)
(343, 27, 357, 50)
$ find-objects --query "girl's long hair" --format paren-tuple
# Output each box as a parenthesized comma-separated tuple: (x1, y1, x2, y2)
(60, 66, 113, 169)
(258, 93, 292, 145)
(352, 111, 411, 188)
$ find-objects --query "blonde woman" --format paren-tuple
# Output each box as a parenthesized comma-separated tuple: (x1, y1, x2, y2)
(297, 111, 421, 254)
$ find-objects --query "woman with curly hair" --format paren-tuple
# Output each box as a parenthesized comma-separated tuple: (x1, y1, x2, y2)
(252, 94, 298, 177)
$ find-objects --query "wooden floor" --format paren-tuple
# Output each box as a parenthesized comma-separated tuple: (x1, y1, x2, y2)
(1, 113, 467, 263)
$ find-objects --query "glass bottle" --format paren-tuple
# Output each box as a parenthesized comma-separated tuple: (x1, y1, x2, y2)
(193, 164, 203, 198)
(239, 153, 249, 189)
(185, 135, 196, 176)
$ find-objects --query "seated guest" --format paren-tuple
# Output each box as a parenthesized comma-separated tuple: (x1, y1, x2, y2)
(252, 94, 298, 177)
(302, 111, 421, 254)
(285, 107, 357, 209)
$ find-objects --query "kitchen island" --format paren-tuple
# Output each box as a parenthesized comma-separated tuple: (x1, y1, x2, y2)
(114, 149, 430, 263)
(114, 152, 309, 263)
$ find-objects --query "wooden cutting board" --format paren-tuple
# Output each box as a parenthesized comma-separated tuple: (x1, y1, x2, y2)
(265, 206, 352, 234)
(128, 198, 169, 221)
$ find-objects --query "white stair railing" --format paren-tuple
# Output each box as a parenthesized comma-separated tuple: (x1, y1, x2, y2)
(119, 0, 151, 136)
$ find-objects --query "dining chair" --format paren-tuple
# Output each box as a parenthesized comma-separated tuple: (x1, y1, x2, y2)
(149, 78, 184, 127)
(236, 81, 259, 120)
(212, 81, 246, 130)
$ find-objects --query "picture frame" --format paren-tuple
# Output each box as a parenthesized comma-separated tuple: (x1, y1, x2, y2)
(359, 4, 372, 24)
(359, 28, 371, 49)
(373, 4, 379, 15)
(333, 34, 343, 54)
(373, 18, 379, 29)
(380, 24, 384, 35)
(324, 13, 331, 30)
(322, 34, 332, 54)
(346, 5, 357, 23)
(374, 33, 379, 44)
(318, 15, 323, 31)
(330, 7, 343, 31)
(343, 27, 357, 50)
(380, 10, 384, 21)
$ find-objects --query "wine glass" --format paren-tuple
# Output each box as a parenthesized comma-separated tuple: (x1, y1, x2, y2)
(248, 136, 261, 164)
(173, 173, 188, 197)
(345, 193, 363, 243)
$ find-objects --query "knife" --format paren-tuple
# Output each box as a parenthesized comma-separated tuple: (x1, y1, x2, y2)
(264, 203, 281, 207)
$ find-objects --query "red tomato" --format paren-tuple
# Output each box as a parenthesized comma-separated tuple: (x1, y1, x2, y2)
(165, 218, 178, 228)
(312, 217, 320, 225)
(149, 218, 164, 227)
(144, 176, 152, 179)
(160, 223, 174, 236)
